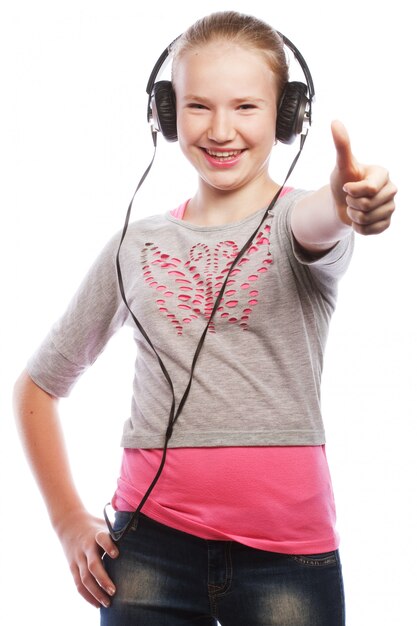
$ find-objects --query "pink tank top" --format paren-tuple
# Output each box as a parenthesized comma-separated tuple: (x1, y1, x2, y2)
(112, 191, 339, 554)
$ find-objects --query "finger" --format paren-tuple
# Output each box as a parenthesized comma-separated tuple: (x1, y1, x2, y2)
(345, 179, 397, 212)
(351, 215, 392, 236)
(347, 201, 395, 227)
(343, 167, 391, 199)
(79, 551, 115, 608)
(70, 559, 106, 609)
(331, 120, 356, 173)
(96, 529, 119, 559)
(88, 543, 117, 599)
(347, 195, 395, 235)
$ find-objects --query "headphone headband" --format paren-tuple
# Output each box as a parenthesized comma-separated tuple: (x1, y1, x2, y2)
(146, 32, 315, 100)
(146, 36, 180, 96)
(277, 32, 315, 101)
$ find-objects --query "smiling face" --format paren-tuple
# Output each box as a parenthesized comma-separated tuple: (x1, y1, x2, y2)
(174, 41, 279, 198)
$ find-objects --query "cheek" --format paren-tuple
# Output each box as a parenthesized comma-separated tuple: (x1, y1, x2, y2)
(176, 112, 203, 143)
(250, 119, 277, 148)
(176, 116, 202, 161)
(264, 108, 278, 139)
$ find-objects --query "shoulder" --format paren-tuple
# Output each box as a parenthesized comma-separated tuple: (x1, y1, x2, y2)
(269, 187, 311, 240)
(123, 212, 168, 236)
(274, 187, 311, 215)
(106, 212, 173, 251)
(268, 188, 354, 289)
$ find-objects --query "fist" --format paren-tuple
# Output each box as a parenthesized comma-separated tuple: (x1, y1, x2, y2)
(330, 120, 397, 235)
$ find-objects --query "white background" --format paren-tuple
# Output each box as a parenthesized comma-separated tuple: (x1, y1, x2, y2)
(1, 1, 415, 624)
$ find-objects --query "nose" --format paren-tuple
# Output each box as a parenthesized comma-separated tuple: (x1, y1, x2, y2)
(208, 109, 236, 143)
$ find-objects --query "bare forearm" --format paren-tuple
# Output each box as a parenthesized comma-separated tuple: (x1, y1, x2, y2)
(13, 370, 87, 532)
(13, 370, 119, 608)
(291, 185, 352, 254)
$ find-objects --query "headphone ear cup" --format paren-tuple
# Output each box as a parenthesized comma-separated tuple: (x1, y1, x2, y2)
(152, 80, 178, 142)
(276, 82, 309, 145)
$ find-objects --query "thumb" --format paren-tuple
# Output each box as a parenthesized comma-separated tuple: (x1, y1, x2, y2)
(331, 119, 361, 180)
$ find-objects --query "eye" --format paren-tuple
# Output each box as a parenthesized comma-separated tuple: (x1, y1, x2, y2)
(187, 103, 208, 110)
(238, 103, 257, 110)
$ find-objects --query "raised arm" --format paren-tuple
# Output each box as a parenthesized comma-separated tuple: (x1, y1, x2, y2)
(13, 370, 119, 609)
(291, 120, 397, 254)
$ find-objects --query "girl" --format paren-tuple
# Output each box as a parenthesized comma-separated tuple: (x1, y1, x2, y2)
(14, 10, 396, 626)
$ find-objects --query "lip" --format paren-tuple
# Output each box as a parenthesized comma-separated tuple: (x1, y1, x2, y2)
(200, 147, 246, 169)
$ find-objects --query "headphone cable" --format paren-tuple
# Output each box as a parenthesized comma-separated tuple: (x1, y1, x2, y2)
(104, 131, 307, 543)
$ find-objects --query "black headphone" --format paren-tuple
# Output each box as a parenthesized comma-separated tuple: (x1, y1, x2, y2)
(146, 31, 315, 145)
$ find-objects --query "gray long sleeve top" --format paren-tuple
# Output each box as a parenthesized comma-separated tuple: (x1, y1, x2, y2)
(27, 189, 354, 448)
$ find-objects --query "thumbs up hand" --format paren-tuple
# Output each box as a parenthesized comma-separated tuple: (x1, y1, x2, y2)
(330, 120, 397, 235)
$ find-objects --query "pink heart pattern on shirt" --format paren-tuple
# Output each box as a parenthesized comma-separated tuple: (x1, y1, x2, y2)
(140, 224, 273, 335)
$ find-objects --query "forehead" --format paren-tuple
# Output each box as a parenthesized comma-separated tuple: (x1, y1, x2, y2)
(173, 41, 277, 97)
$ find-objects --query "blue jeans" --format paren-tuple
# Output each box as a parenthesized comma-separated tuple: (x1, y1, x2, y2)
(101, 512, 345, 626)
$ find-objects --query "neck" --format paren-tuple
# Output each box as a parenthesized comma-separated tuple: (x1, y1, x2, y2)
(185, 177, 280, 226)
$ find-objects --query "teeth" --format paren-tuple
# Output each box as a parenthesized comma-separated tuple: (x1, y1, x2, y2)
(206, 149, 241, 157)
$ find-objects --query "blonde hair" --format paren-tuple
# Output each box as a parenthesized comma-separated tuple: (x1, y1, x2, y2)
(171, 11, 289, 97)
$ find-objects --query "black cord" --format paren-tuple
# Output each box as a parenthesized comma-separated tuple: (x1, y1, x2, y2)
(104, 131, 308, 543)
